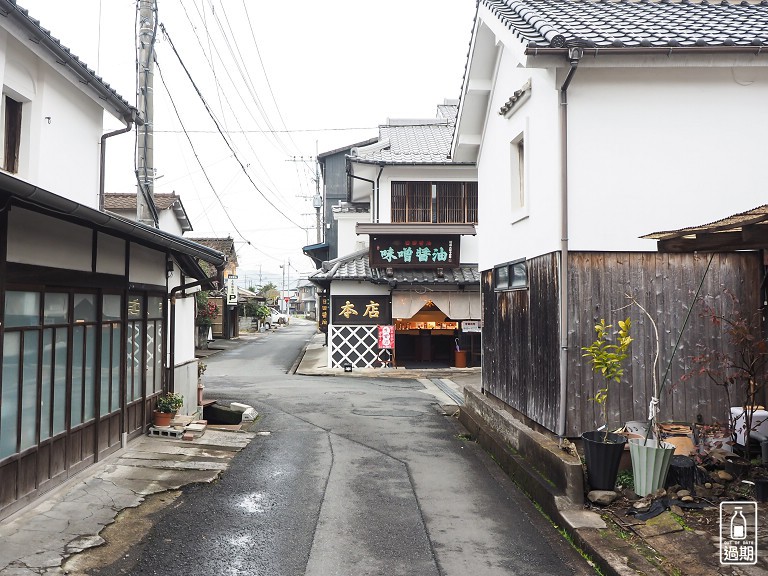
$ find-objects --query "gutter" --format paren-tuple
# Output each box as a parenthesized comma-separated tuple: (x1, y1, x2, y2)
(375, 165, 384, 223)
(526, 45, 768, 57)
(557, 46, 583, 440)
(99, 110, 143, 211)
(0, 172, 225, 265)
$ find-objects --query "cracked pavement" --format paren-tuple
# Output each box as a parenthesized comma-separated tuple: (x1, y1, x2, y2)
(0, 430, 253, 575)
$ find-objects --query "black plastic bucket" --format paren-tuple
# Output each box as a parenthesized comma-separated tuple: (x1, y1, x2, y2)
(581, 431, 626, 491)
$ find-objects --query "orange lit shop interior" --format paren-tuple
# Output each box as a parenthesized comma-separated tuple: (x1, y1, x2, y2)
(393, 300, 477, 367)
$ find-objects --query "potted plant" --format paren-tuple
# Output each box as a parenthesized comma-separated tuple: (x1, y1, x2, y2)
(581, 317, 632, 490)
(686, 290, 768, 470)
(153, 392, 184, 427)
(195, 291, 219, 349)
(625, 297, 676, 497)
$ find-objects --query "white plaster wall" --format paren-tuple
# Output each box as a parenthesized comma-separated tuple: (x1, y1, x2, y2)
(567, 66, 768, 251)
(475, 42, 768, 271)
(336, 211, 370, 257)
(96, 232, 126, 275)
(173, 294, 196, 365)
(330, 281, 390, 298)
(1, 35, 104, 206)
(7, 208, 92, 270)
(476, 48, 561, 272)
(128, 243, 167, 286)
(158, 210, 183, 235)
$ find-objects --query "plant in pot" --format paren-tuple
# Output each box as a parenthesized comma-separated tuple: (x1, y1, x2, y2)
(624, 297, 676, 498)
(195, 291, 219, 349)
(686, 290, 768, 471)
(154, 392, 184, 427)
(581, 317, 632, 491)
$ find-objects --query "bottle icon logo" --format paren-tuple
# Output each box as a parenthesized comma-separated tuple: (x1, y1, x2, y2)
(720, 501, 758, 565)
(730, 507, 747, 540)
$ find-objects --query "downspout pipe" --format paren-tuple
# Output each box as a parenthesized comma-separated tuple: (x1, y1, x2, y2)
(557, 46, 583, 440)
(99, 113, 138, 211)
(375, 165, 384, 223)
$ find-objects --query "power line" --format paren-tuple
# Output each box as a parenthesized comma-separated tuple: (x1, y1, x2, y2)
(159, 23, 306, 233)
(152, 126, 377, 134)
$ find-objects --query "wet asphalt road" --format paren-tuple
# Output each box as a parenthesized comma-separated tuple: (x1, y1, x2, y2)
(96, 321, 593, 576)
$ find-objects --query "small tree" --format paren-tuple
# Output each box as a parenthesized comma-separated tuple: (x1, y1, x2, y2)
(195, 291, 219, 326)
(686, 291, 768, 463)
(582, 318, 633, 440)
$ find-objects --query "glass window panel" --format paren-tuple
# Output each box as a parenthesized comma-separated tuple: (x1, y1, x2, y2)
(111, 325, 121, 411)
(5, 291, 40, 327)
(146, 323, 155, 397)
(71, 326, 84, 425)
(101, 325, 111, 416)
(73, 294, 96, 323)
(510, 262, 528, 289)
(84, 326, 96, 421)
(1, 333, 21, 457)
(126, 322, 143, 402)
(495, 266, 509, 289)
(41, 329, 52, 440)
(20, 333, 39, 451)
(53, 328, 67, 435)
(127, 295, 142, 319)
(148, 296, 163, 320)
(103, 295, 122, 321)
(154, 322, 163, 394)
(44, 293, 69, 325)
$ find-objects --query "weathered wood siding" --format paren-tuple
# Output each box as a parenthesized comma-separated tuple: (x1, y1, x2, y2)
(482, 254, 560, 432)
(483, 251, 763, 437)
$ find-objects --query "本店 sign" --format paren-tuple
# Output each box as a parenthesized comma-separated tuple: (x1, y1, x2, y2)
(331, 295, 392, 326)
(370, 235, 460, 269)
(318, 294, 330, 333)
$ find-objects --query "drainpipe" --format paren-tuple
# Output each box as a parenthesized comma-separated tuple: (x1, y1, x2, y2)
(99, 110, 141, 211)
(557, 46, 583, 439)
(375, 165, 384, 223)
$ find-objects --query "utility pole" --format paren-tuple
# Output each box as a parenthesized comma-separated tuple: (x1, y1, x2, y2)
(288, 153, 323, 244)
(281, 264, 286, 314)
(136, 0, 157, 227)
(313, 142, 322, 243)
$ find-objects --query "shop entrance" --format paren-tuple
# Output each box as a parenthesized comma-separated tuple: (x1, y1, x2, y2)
(394, 301, 459, 368)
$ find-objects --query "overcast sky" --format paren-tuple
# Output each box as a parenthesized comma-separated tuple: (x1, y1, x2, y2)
(20, 0, 477, 290)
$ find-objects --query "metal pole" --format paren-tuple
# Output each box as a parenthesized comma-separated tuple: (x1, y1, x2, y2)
(137, 0, 156, 227)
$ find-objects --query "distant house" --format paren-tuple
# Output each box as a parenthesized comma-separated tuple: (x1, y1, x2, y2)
(187, 237, 239, 339)
(312, 102, 481, 369)
(453, 0, 768, 436)
(105, 192, 192, 235)
(0, 1, 225, 519)
(296, 279, 317, 319)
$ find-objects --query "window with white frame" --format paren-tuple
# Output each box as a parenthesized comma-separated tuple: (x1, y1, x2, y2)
(510, 136, 524, 211)
(2, 94, 23, 174)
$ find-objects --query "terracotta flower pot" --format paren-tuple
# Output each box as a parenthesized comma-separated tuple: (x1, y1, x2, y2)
(153, 410, 176, 427)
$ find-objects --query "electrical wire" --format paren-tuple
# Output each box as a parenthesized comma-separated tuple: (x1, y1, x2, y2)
(159, 23, 306, 232)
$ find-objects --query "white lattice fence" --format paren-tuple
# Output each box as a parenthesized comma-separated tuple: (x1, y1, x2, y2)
(329, 325, 379, 368)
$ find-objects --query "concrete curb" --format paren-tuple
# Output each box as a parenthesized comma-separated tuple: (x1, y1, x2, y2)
(459, 388, 669, 576)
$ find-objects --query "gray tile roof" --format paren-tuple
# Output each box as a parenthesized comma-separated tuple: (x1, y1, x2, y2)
(311, 251, 480, 285)
(483, 0, 768, 49)
(350, 103, 475, 165)
(105, 193, 181, 211)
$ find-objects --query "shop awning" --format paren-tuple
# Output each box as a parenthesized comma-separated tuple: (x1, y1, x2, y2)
(392, 291, 481, 320)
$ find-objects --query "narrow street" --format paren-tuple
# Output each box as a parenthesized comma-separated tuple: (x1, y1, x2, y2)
(92, 321, 595, 575)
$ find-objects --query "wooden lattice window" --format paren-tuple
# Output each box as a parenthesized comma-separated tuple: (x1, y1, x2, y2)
(392, 181, 478, 223)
